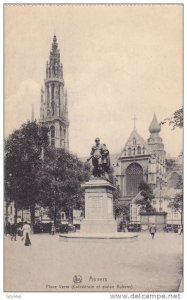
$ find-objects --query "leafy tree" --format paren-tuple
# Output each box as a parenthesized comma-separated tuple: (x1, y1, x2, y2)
(160, 107, 183, 130)
(38, 147, 91, 224)
(5, 121, 49, 227)
(168, 192, 183, 225)
(134, 181, 156, 213)
(114, 201, 130, 221)
(165, 158, 175, 169)
(168, 177, 183, 225)
(5, 121, 91, 228)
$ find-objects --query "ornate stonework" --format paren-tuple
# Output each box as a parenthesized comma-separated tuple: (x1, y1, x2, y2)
(39, 35, 69, 150)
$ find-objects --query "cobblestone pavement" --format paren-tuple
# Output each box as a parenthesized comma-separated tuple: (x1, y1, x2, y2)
(4, 232, 183, 292)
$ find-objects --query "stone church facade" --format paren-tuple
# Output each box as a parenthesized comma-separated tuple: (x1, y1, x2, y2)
(115, 113, 166, 205)
(114, 114, 183, 227)
(39, 35, 69, 150)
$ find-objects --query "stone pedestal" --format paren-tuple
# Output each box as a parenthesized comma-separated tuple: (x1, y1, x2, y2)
(81, 179, 117, 233)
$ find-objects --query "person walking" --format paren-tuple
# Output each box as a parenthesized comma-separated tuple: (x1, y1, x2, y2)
(51, 223, 56, 235)
(178, 225, 183, 235)
(5, 222, 11, 235)
(11, 223, 17, 241)
(22, 221, 31, 246)
(149, 223, 156, 239)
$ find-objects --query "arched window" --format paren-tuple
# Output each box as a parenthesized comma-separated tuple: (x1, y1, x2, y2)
(128, 147, 132, 156)
(51, 100, 55, 116)
(126, 163, 143, 195)
(60, 126, 65, 147)
(137, 146, 141, 155)
(133, 148, 136, 155)
(142, 146, 145, 154)
(168, 172, 180, 189)
(47, 85, 50, 115)
(133, 137, 136, 145)
(58, 85, 60, 95)
(47, 85, 49, 101)
(51, 126, 55, 147)
(51, 83, 55, 99)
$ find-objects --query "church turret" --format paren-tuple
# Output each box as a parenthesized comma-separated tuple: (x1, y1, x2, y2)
(147, 113, 165, 158)
(149, 113, 161, 134)
(39, 35, 69, 150)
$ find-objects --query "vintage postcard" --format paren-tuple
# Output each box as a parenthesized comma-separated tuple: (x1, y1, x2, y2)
(4, 4, 183, 294)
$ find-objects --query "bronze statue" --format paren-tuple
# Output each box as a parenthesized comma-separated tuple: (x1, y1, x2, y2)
(87, 138, 110, 178)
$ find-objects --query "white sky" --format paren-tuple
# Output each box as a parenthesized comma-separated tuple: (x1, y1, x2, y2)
(4, 5, 183, 157)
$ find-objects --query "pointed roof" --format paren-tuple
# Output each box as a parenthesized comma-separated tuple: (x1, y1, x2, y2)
(52, 35, 58, 50)
(149, 113, 161, 134)
(49, 35, 60, 61)
(124, 128, 147, 148)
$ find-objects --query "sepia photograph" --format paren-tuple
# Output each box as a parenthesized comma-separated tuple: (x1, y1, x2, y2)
(4, 3, 183, 294)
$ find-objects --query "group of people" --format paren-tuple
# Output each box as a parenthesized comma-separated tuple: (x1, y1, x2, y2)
(6, 221, 32, 246)
(149, 223, 183, 239)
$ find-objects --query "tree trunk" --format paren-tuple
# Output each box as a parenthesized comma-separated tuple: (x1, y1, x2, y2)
(30, 204, 35, 232)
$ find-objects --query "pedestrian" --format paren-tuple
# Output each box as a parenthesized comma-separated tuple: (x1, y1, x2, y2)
(178, 225, 182, 235)
(22, 221, 31, 246)
(122, 220, 127, 232)
(5, 222, 11, 236)
(17, 224, 23, 238)
(49, 222, 52, 234)
(51, 223, 56, 235)
(11, 223, 17, 241)
(149, 223, 156, 239)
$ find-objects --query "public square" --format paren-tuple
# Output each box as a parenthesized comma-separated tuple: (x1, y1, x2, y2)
(4, 232, 183, 292)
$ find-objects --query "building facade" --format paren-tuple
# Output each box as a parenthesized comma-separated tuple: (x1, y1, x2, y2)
(114, 114, 183, 227)
(39, 35, 69, 150)
(115, 113, 167, 206)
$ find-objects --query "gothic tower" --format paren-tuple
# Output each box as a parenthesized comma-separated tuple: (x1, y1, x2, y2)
(39, 35, 69, 150)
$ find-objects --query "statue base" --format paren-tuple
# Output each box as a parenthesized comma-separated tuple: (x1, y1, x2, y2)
(81, 179, 117, 233)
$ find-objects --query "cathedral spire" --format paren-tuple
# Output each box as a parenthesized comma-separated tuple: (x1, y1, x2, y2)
(39, 35, 69, 151)
(46, 35, 62, 80)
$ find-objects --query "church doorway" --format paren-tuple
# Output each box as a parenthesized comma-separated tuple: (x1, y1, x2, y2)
(126, 163, 143, 196)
